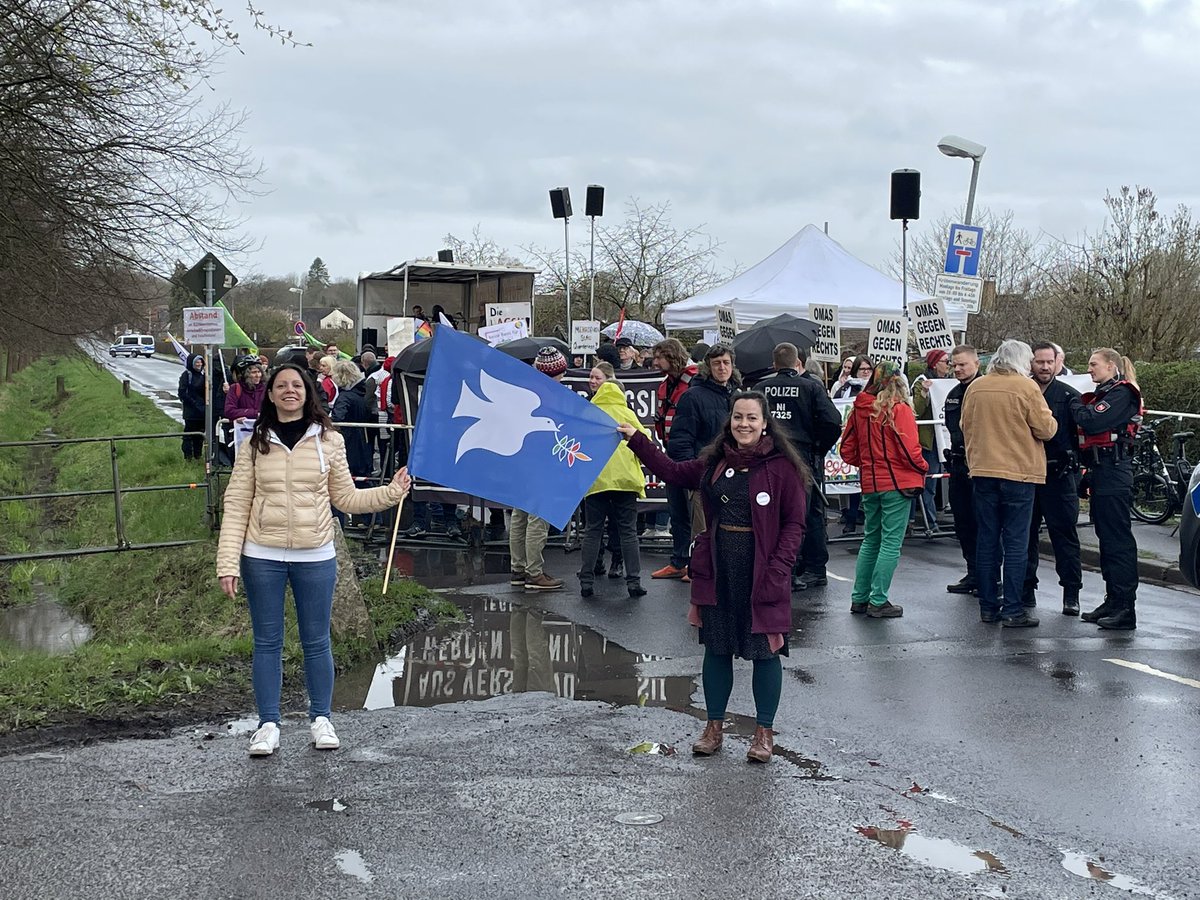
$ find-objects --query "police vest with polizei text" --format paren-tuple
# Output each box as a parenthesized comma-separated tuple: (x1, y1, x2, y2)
(1077, 380, 1143, 450)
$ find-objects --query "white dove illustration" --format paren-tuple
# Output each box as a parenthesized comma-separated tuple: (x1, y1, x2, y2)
(453, 369, 559, 462)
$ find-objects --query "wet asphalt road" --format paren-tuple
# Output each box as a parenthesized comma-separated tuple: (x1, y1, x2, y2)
(2, 531, 1197, 899)
(85, 341, 186, 423)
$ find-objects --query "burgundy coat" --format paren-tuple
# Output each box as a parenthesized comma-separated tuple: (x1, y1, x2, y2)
(627, 431, 806, 635)
(223, 381, 265, 421)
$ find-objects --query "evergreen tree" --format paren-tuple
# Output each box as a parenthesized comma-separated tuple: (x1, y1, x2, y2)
(306, 257, 331, 302)
(167, 260, 192, 329)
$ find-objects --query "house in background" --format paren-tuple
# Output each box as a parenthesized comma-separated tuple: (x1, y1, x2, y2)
(305, 307, 355, 330)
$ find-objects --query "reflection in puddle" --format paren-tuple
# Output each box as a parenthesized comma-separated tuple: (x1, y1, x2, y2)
(0, 595, 92, 654)
(222, 716, 260, 736)
(1060, 850, 1168, 897)
(856, 826, 1007, 876)
(380, 547, 513, 589)
(307, 798, 349, 812)
(334, 849, 374, 883)
(334, 595, 696, 712)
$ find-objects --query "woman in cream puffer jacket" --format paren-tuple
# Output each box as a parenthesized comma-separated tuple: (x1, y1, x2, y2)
(217, 363, 410, 758)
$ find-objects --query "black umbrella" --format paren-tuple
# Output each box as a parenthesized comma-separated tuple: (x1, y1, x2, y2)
(391, 331, 485, 375)
(731, 314, 818, 374)
(495, 336, 571, 362)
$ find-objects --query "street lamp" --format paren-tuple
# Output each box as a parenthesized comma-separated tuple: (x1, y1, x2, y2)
(936, 134, 986, 226)
(288, 286, 304, 334)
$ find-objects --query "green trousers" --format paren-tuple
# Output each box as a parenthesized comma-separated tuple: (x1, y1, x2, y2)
(851, 490, 910, 607)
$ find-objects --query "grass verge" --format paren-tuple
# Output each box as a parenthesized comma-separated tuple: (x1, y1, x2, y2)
(0, 353, 451, 738)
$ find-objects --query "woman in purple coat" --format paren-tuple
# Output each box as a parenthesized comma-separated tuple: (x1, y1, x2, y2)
(617, 391, 809, 763)
(224, 356, 267, 423)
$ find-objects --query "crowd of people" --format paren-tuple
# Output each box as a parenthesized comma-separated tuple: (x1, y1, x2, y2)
(204, 316, 1146, 760)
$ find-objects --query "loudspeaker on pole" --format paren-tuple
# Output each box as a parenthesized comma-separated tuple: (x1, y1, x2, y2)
(890, 169, 921, 220)
(549, 187, 573, 219)
(586, 185, 605, 218)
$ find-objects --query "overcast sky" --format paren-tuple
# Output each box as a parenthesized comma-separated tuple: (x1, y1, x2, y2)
(207, 0, 1200, 285)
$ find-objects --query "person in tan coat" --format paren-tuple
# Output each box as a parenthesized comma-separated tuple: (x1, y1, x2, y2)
(960, 340, 1057, 628)
(217, 363, 410, 757)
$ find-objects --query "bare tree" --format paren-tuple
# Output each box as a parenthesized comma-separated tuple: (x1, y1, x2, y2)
(0, 1, 276, 350)
(1038, 187, 1200, 360)
(525, 198, 727, 326)
(440, 225, 528, 268)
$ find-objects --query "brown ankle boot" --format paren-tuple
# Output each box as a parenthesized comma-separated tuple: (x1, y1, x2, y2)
(691, 720, 724, 756)
(746, 726, 774, 763)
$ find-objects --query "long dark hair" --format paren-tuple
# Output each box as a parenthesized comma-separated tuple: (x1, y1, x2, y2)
(249, 364, 334, 455)
(699, 390, 812, 485)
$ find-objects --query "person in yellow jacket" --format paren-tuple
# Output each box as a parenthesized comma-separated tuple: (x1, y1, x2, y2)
(578, 380, 651, 598)
(217, 363, 410, 757)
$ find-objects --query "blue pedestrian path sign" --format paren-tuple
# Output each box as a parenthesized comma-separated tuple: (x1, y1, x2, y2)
(944, 223, 985, 277)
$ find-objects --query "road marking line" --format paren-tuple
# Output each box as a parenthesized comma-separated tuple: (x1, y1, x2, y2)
(826, 571, 850, 583)
(1104, 658, 1200, 690)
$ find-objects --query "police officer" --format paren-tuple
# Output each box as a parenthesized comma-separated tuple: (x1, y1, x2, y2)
(943, 345, 982, 594)
(1071, 347, 1142, 630)
(756, 342, 843, 591)
(1024, 342, 1083, 615)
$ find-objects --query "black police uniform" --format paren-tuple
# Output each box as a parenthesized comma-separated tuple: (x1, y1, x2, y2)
(756, 367, 843, 587)
(1070, 378, 1141, 629)
(943, 372, 981, 591)
(1023, 378, 1083, 612)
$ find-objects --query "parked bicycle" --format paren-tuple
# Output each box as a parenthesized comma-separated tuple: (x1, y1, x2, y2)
(1129, 420, 1193, 524)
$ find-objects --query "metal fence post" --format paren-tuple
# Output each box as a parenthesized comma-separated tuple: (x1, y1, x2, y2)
(110, 438, 129, 549)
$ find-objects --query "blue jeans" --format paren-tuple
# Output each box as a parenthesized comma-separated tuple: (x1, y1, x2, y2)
(240, 555, 339, 725)
(911, 448, 940, 525)
(972, 478, 1036, 619)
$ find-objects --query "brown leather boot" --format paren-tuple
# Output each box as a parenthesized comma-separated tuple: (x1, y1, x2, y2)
(691, 720, 724, 756)
(746, 726, 774, 763)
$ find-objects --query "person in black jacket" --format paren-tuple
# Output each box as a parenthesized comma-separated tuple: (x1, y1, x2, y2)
(330, 359, 374, 479)
(660, 345, 739, 565)
(178, 352, 208, 460)
(1071, 348, 1143, 630)
(1024, 342, 1083, 615)
(944, 345, 982, 594)
(755, 343, 843, 591)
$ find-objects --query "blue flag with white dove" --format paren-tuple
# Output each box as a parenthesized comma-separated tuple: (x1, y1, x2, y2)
(408, 327, 621, 529)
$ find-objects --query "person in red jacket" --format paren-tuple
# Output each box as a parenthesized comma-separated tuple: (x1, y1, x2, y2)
(617, 391, 808, 764)
(837, 360, 928, 618)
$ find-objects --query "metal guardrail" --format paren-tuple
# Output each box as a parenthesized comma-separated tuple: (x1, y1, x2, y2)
(0, 432, 209, 564)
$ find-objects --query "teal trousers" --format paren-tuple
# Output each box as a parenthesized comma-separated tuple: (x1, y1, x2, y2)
(851, 490, 910, 607)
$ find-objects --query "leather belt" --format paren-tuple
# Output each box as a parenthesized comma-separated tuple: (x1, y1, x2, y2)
(718, 524, 753, 533)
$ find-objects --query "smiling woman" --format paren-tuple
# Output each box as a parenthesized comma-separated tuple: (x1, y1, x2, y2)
(216, 363, 413, 757)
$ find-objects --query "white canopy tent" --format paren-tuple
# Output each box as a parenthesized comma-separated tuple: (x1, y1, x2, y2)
(663, 224, 968, 331)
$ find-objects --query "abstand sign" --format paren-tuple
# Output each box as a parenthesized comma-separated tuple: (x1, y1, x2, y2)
(867, 315, 907, 370)
(808, 304, 840, 363)
(183, 307, 225, 345)
(909, 298, 955, 356)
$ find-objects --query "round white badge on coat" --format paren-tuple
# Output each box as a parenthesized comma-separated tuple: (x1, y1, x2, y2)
(725, 468, 735, 478)
(756, 491, 771, 506)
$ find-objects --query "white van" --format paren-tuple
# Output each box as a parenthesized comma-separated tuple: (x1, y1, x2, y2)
(108, 334, 157, 358)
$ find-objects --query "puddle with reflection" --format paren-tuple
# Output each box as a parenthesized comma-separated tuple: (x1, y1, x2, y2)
(381, 546, 518, 590)
(334, 849, 374, 883)
(307, 798, 349, 812)
(856, 826, 1007, 876)
(334, 594, 696, 712)
(0, 588, 92, 654)
(1060, 850, 1168, 897)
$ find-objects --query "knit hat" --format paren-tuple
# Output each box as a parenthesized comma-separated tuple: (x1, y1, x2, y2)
(925, 348, 949, 369)
(534, 346, 567, 377)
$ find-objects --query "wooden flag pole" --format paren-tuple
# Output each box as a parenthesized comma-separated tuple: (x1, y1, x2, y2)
(381, 494, 407, 596)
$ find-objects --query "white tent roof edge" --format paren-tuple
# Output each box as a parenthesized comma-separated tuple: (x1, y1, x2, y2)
(663, 224, 969, 332)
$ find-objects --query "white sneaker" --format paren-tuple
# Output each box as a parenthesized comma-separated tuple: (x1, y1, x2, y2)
(310, 716, 340, 750)
(248, 722, 280, 757)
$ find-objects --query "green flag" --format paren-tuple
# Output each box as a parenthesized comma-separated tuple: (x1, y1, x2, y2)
(215, 301, 257, 354)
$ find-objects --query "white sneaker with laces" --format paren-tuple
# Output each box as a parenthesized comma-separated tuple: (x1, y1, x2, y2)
(310, 716, 340, 750)
(248, 722, 280, 757)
